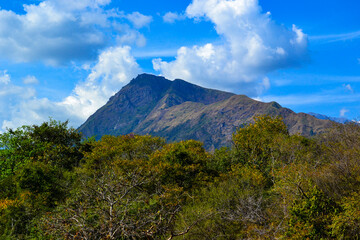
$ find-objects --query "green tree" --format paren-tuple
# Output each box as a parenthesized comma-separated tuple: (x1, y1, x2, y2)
(174, 164, 272, 239)
(0, 119, 84, 180)
(331, 192, 360, 239)
(40, 134, 185, 239)
(149, 140, 211, 191)
(232, 115, 289, 184)
(286, 186, 339, 239)
(0, 119, 87, 239)
(314, 122, 360, 200)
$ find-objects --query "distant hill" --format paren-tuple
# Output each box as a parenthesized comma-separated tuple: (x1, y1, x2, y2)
(78, 73, 333, 150)
(308, 112, 350, 124)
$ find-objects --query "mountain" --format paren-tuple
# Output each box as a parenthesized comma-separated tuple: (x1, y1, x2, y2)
(78, 73, 333, 150)
(308, 112, 350, 124)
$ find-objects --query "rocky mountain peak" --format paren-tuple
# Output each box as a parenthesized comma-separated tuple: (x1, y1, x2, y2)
(78, 73, 332, 150)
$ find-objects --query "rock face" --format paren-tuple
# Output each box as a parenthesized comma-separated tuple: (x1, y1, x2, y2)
(78, 73, 332, 150)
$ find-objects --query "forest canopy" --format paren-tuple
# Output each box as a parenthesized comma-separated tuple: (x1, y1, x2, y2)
(1, 116, 360, 239)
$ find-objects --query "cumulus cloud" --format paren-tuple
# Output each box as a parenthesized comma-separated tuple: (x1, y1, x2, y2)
(126, 12, 153, 29)
(23, 75, 39, 85)
(0, 0, 151, 65)
(0, 71, 38, 131)
(0, 0, 151, 131)
(153, 0, 308, 95)
(163, 12, 186, 23)
(114, 23, 147, 47)
(60, 46, 141, 121)
(1, 46, 141, 131)
(2, 98, 63, 131)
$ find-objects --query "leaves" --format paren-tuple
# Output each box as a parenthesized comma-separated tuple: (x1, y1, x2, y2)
(232, 115, 289, 182)
(1, 116, 360, 239)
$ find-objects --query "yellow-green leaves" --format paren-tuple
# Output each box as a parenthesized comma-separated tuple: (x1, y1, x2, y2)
(150, 140, 210, 191)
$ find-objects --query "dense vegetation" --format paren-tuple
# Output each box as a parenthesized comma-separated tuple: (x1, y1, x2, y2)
(1, 116, 360, 239)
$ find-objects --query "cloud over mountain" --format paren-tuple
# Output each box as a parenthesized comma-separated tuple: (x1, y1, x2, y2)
(1, 46, 141, 131)
(61, 46, 141, 121)
(0, 0, 148, 130)
(153, 0, 308, 96)
(0, 0, 150, 65)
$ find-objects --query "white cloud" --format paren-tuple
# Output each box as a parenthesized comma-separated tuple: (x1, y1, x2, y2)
(262, 77, 271, 90)
(2, 98, 62, 131)
(0, 0, 151, 65)
(340, 108, 349, 117)
(0, 71, 38, 131)
(310, 30, 360, 43)
(358, 58, 360, 64)
(1, 46, 141, 131)
(153, 0, 308, 96)
(126, 12, 153, 29)
(163, 12, 186, 23)
(60, 45, 141, 121)
(115, 23, 147, 47)
(0, 70, 10, 84)
(45, 0, 111, 11)
(0, 1, 151, 131)
(23, 75, 39, 85)
(343, 83, 354, 93)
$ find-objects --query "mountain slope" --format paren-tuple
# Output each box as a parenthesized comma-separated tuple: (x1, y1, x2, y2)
(78, 74, 333, 150)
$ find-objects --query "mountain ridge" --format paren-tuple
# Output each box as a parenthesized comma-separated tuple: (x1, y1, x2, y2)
(308, 112, 350, 124)
(78, 73, 333, 150)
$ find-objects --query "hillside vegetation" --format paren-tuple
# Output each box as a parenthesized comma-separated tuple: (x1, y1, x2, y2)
(1, 116, 360, 239)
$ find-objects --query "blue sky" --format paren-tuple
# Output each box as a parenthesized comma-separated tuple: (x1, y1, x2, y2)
(0, 0, 359, 131)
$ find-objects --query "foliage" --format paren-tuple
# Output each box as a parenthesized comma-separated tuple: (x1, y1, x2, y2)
(286, 186, 339, 239)
(82, 134, 165, 170)
(149, 140, 211, 191)
(40, 162, 184, 239)
(232, 115, 289, 183)
(175, 164, 271, 239)
(0, 119, 87, 239)
(1, 116, 360, 239)
(0, 119, 84, 180)
(330, 192, 360, 239)
(40, 134, 185, 239)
